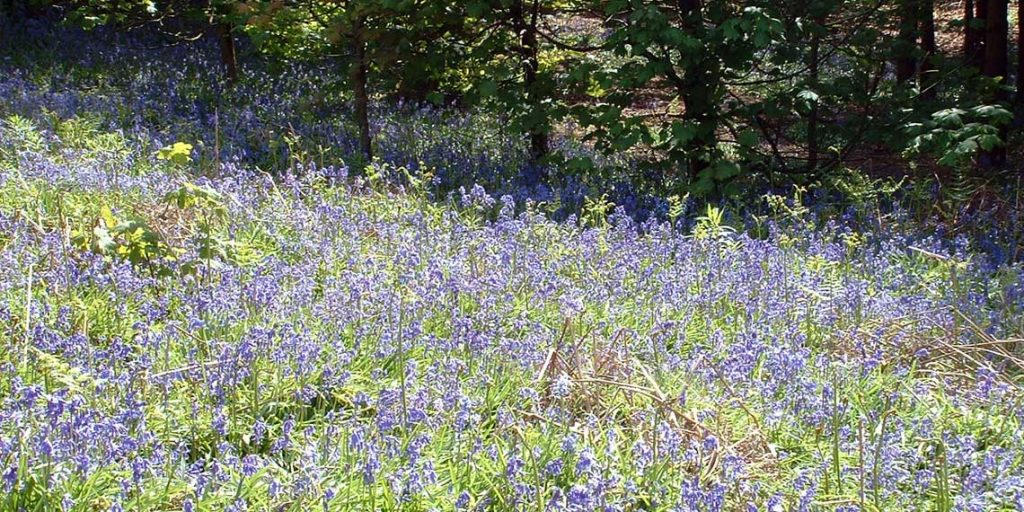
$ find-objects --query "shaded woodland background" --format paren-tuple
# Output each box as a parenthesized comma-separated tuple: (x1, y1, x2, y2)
(4, 0, 1024, 199)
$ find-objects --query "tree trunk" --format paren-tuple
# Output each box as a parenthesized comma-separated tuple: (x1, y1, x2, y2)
(918, 0, 937, 99)
(673, 0, 720, 179)
(526, 0, 547, 163)
(350, 16, 372, 161)
(968, 0, 988, 69)
(683, 58, 722, 176)
(895, 0, 918, 83)
(981, 0, 1008, 167)
(964, 0, 979, 60)
(1016, 0, 1024, 121)
(512, 0, 548, 165)
(217, 22, 238, 84)
(807, 22, 821, 171)
(983, 0, 1008, 93)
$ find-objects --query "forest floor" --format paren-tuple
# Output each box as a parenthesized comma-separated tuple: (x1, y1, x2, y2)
(1, 19, 1024, 512)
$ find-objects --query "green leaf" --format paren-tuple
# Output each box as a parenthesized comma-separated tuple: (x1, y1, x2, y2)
(976, 133, 1001, 151)
(969, 105, 1013, 125)
(92, 225, 116, 253)
(669, 121, 697, 146)
(691, 174, 715, 196)
(467, 2, 487, 18)
(931, 109, 966, 128)
(713, 161, 741, 180)
(478, 80, 498, 98)
(737, 129, 759, 148)
(797, 90, 819, 104)
(720, 19, 742, 41)
(99, 205, 117, 229)
(955, 139, 978, 154)
(586, 77, 607, 98)
(157, 142, 193, 166)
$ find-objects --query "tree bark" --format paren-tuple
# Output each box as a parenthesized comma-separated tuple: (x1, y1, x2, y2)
(678, 66, 723, 180)
(968, 0, 988, 69)
(807, 22, 821, 171)
(526, 0, 547, 163)
(895, 0, 918, 83)
(350, 16, 373, 161)
(964, 0, 979, 60)
(918, 0, 937, 99)
(217, 22, 238, 84)
(983, 0, 1008, 92)
(1016, 0, 1024, 120)
(511, 0, 548, 165)
(672, 0, 720, 179)
(981, 0, 1008, 167)
(976, 0, 989, 68)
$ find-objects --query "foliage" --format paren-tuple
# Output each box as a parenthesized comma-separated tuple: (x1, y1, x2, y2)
(156, 141, 194, 166)
(566, 0, 784, 194)
(14, 0, 1022, 197)
(71, 204, 181, 276)
(903, 105, 1012, 168)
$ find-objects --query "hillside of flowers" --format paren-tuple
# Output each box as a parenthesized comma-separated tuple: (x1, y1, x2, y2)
(3, 20, 1024, 512)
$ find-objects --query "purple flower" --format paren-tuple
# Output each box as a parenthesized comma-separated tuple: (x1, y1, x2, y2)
(551, 373, 572, 399)
(545, 458, 564, 477)
(505, 455, 525, 480)
(567, 484, 592, 508)
(2, 466, 15, 492)
(241, 455, 259, 477)
(455, 490, 471, 509)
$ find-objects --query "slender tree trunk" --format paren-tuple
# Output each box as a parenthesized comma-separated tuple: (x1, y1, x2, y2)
(918, 0, 937, 99)
(1016, 0, 1024, 121)
(895, 0, 918, 83)
(674, 0, 720, 179)
(512, 0, 548, 165)
(350, 16, 372, 161)
(807, 22, 821, 171)
(217, 22, 238, 84)
(526, 0, 547, 163)
(965, 0, 979, 60)
(983, 0, 1008, 93)
(981, 0, 1008, 167)
(968, 0, 988, 69)
(680, 61, 722, 180)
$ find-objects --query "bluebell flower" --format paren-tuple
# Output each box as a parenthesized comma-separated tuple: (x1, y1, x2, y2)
(551, 373, 572, 399)
(455, 490, 471, 509)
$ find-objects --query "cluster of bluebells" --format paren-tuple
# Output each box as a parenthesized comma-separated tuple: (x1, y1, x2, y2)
(2, 16, 1024, 512)
(0, 17, 637, 220)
